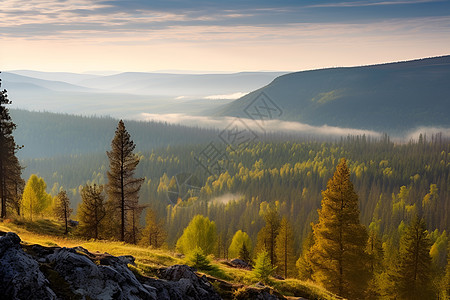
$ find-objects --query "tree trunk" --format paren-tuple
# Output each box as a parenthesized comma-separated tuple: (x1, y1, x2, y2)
(120, 146, 125, 242)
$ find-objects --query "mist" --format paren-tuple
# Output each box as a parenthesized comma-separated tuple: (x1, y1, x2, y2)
(137, 113, 382, 138)
(209, 193, 244, 205)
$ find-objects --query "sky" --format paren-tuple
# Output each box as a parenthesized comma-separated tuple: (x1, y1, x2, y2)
(1, 0, 450, 73)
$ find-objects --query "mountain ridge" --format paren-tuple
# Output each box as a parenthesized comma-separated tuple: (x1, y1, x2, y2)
(214, 55, 450, 134)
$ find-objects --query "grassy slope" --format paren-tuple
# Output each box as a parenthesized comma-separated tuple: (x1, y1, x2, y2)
(0, 219, 341, 300)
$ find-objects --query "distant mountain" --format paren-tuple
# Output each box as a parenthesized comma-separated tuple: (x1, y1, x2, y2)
(2, 70, 284, 119)
(76, 72, 286, 96)
(214, 56, 450, 134)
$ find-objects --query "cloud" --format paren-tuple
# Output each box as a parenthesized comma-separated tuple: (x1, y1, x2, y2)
(204, 92, 248, 100)
(137, 113, 382, 138)
(308, 0, 443, 8)
(2, 0, 450, 72)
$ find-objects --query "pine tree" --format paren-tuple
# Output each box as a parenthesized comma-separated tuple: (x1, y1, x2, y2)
(275, 217, 295, 278)
(78, 184, 106, 239)
(186, 247, 214, 271)
(0, 76, 23, 218)
(365, 229, 384, 299)
(106, 120, 144, 242)
(253, 250, 275, 284)
(391, 216, 434, 299)
(140, 208, 166, 248)
(238, 243, 252, 265)
(309, 158, 370, 299)
(54, 190, 72, 234)
(255, 206, 280, 268)
(296, 231, 314, 281)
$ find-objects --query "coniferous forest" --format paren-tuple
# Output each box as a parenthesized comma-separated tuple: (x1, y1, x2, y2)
(2, 80, 450, 299)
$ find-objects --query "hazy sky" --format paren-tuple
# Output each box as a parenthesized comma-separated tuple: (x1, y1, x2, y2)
(1, 0, 450, 73)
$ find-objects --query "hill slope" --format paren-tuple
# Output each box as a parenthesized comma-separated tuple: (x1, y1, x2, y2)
(214, 56, 450, 134)
(10, 110, 219, 159)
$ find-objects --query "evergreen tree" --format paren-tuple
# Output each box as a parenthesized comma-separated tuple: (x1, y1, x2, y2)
(140, 208, 166, 248)
(309, 158, 370, 299)
(296, 231, 314, 281)
(21, 174, 52, 221)
(255, 206, 281, 268)
(391, 216, 434, 299)
(186, 247, 214, 271)
(365, 229, 384, 299)
(253, 250, 275, 284)
(0, 76, 23, 218)
(275, 217, 295, 278)
(54, 190, 72, 234)
(106, 120, 144, 242)
(78, 184, 106, 239)
(238, 243, 252, 265)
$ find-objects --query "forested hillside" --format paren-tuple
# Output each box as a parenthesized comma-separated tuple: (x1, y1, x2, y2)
(11, 109, 219, 158)
(215, 56, 450, 134)
(23, 136, 449, 250)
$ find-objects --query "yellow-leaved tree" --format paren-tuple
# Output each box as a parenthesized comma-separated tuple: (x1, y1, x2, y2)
(228, 230, 252, 260)
(21, 174, 52, 221)
(176, 214, 217, 255)
(309, 158, 370, 299)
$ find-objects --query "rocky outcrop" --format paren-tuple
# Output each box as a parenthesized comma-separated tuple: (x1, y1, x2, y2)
(0, 232, 289, 300)
(143, 265, 221, 300)
(0, 232, 221, 300)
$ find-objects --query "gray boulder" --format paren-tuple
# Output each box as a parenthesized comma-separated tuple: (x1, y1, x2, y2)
(144, 265, 221, 300)
(0, 232, 57, 299)
(0, 231, 223, 300)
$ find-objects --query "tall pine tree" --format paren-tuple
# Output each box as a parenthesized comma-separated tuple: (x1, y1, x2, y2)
(391, 216, 434, 299)
(255, 206, 281, 268)
(54, 190, 72, 234)
(0, 75, 23, 218)
(309, 158, 370, 299)
(107, 120, 144, 242)
(275, 217, 295, 278)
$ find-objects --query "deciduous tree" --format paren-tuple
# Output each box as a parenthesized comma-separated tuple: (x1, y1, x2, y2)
(21, 174, 52, 221)
(176, 214, 217, 255)
(229, 230, 252, 259)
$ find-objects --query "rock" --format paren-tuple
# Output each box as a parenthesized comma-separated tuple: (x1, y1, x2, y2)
(68, 220, 79, 227)
(46, 247, 154, 299)
(230, 258, 252, 269)
(0, 232, 224, 300)
(0, 232, 57, 299)
(151, 265, 222, 300)
(234, 285, 286, 300)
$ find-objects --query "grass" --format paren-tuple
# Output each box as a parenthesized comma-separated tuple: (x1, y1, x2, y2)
(0, 218, 342, 300)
